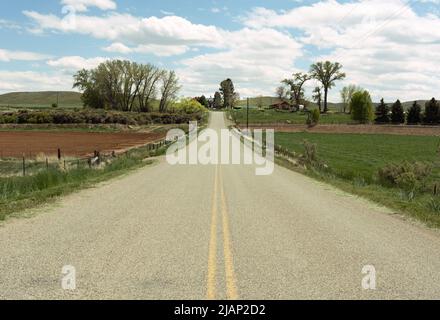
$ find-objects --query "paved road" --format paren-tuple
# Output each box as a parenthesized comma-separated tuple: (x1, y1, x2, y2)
(1, 112, 440, 299)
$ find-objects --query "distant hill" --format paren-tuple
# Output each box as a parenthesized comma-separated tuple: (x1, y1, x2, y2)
(0, 91, 83, 109)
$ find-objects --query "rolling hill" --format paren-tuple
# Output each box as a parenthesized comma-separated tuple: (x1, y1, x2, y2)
(0, 91, 83, 109)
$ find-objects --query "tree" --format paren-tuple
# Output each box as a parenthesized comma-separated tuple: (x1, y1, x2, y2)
(73, 69, 105, 109)
(73, 60, 173, 112)
(424, 98, 439, 125)
(220, 79, 236, 109)
(310, 61, 346, 113)
(276, 86, 287, 101)
(138, 64, 164, 112)
(350, 90, 374, 124)
(213, 91, 222, 109)
(159, 71, 180, 113)
(340, 85, 361, 114)
(375, 98, 390, 124)
(282, 72, 311, 111)
(407, 101, 422, 125)
(195, 95, 209, 108)
(391, 99, 405, 124)
(312, 87, 322, 113)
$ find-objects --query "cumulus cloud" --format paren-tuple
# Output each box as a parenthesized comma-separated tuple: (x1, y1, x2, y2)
(0, 48, 50, 62)
(47, 56, 109, 71)
(242, 0, 440, 101)
(60, 0, 117, 12)
(0, 70, 73, 93)
(103, 42, 189, 57)
(178, 28, 303, 97)
(17, 0, 440, 100)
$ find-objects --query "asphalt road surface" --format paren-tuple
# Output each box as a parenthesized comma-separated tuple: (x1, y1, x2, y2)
(1, 112, 440, 300)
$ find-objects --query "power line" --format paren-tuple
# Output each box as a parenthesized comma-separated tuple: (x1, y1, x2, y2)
(348, 0, 414, 49)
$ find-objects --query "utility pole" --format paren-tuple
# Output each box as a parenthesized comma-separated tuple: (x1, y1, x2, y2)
(246, 98, 250, 130)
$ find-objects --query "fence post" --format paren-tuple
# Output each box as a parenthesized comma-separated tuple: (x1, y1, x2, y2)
(58, 148, 61, 161)
(46, 158, 49, 170)
(22, 156, 26, 176)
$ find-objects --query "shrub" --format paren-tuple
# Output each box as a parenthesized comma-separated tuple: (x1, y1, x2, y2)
(378, 161, 432, 192)
(350, 90, 374, 124)
(0, 109, 202, 126)
(52, 103, 58, 108)
(310, 109, 320, 125)
(300, 140, 319, 168)
(174, 98, 208, 114)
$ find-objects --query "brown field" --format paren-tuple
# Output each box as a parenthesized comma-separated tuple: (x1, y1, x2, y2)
(0, 131, 165, 158)
(240, 124, 440, 136)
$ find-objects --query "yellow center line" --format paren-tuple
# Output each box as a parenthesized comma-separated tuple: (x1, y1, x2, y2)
(207, 165, 218, 300)
(219, 166, 239, 300)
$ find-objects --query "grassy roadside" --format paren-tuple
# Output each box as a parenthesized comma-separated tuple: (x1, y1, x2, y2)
(275, 132, 440, 228)
(0, 144, 167, 221)
(276, 156, 440, 228)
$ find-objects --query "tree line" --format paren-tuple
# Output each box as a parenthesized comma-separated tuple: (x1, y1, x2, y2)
(346, 89, 440, 126)
(73, 60, 180, 113)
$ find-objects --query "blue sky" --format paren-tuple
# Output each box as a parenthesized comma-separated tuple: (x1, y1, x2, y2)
(1, 0, 440, 101)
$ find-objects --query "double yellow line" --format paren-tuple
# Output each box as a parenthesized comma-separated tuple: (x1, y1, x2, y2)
(207, 165, 239, 300)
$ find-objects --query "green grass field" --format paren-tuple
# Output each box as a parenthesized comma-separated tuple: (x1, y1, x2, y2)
(276, 133, 440, 181)
(275, 132, 440, 227)
(231, 108, 353, 125)
(0, 91, 83, 110)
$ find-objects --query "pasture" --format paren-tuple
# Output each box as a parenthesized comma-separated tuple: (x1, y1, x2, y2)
(275, 132, 440, 182)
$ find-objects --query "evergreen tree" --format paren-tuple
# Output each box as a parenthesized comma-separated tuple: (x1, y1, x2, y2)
(391, 99, 405, 124)
(375, 98, 390, 124)
(424, 98, 439, 124)
(407, 101, 422, 125)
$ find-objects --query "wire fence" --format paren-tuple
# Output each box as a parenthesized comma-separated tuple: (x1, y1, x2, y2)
(0, 139, 172, 178)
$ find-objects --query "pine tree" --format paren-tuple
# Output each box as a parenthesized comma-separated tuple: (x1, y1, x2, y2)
(424, 98, 439, 125)
(407, 101, 422, 125)
(375, 98, 390, 124)
(391, 99, 405, 124)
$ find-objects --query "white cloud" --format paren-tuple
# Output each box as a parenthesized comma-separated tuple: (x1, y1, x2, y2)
(178, 28, 303, 97)
(242, 0, 440, 101)
(23, 12, 224, 48)
(103, 42, 189, 57)
(17, 0, 440, 100)
(60, 0, 116, 12)
(0, 70, 73, 93)
(0, 49, 49, 62)
(47, 56, 108, 71)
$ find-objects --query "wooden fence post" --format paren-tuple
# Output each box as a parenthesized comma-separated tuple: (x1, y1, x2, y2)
(22, 156, 26, 176)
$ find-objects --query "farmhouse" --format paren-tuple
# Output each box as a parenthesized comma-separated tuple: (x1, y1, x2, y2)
(270, 101, 293, 111)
